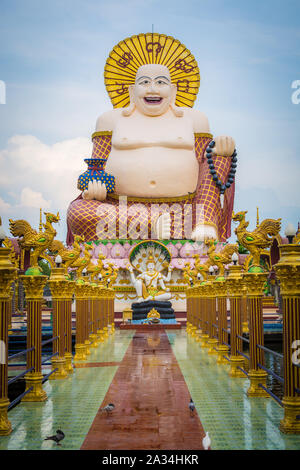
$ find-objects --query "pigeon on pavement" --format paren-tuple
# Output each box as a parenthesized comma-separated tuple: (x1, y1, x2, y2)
(100, 403, 115, 414)
(44, 430, 65, 446)
(202, 431, 211, 450)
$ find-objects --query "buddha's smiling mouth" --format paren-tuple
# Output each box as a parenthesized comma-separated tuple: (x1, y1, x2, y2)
(144, 97, 163, 104)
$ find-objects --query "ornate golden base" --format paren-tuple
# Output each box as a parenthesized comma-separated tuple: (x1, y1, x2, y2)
(103, 327, 109, 338)
(242, 322, 249, 334)
(65, 353, 74, 374)
(207, 338, 218, 355)
(111, 323, 115, 334)
(280, 397, 300, 434)
(216, 345, 230, 364)
(247, 369, 270, 397)
(229, 356, 246, 377)
(200, 334, 210, 348)
(49, 358, 68, 380)
(73, 344, 87, 362)
(22, 373, 47, 402)
(0, 399, 12, 435)
(97, 329, 105, 342)
(84, 340, 91, 355)
(89, 333, 99, 347)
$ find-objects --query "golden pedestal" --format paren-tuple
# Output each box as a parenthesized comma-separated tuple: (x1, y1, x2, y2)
(246, 369, 269, 397)
(0, 399, 12, 436)
(21, 372, 47, 402)
(280, 397, 300, 434)
(20, 274, 48, 402)
(49, 357, 68, 380)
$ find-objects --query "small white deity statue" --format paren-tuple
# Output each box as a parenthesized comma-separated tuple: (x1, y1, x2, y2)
(127, 253, 173, 303)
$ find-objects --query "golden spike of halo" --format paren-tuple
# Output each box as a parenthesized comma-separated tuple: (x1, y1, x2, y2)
(104, 32, 200, 109)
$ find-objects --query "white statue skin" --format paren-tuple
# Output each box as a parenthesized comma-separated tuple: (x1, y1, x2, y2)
(83, 64, 235, 240)
(127, 261, 173, 303)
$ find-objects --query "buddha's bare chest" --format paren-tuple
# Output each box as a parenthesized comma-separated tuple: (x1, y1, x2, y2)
(112, 114, 194, 148)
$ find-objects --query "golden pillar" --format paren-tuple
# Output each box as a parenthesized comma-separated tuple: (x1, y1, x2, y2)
(214, 278, 229, 364)
(243, 272, 269, 397)
(200, 283, 210, 347)
(83, 284, 91, 354)
(0, 247, 17, 435)
(89, 283, 99, 347)
(64, 281, 75, 374)
(194, 290, 201, 342)
(241, 285, 249, 333)
(274, 243, 300, 433)
(227, 264, 245, 377)
(73, 281, 87, 362)
(96, 286, 106, 342)
(102, 290, 110, 338)
(48, 267, 69, 379)
(186, 287, 192, 334)
(108, 288, 115, 334)
(206, 277, 218, 354)
(19, 274, 48, 402)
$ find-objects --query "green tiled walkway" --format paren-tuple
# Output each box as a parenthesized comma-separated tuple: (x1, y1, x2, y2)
(0, 331, 134, 450)
(168, 330, 300, 450)
(1, 329, 300, 450)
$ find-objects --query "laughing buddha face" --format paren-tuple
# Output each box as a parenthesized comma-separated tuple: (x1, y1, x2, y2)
(129, 64, 177, 117)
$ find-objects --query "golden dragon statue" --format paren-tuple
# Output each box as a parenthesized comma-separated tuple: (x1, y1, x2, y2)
(86, 253, 106, 282)
(232, 210, 281, 271)
(99, 261, 119, 287)
(50, 234, 84, 270)
(9, 212, 60, 271)
(205, 238, 239, 278)
(69, 243, 93, 280)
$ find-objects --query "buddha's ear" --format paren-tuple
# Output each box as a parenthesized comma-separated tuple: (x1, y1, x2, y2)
(122, 85, 136, 116)
(170, 83, 177, 105)
(170, 83, 183, 117)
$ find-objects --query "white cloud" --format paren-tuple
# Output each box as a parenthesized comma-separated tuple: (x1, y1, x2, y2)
(0, 134, 92, 241)
(19, 187, 51, 209)
(0, 197, 11, 212)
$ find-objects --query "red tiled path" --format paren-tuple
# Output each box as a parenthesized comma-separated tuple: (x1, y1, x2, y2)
(81, 330, 206, 450)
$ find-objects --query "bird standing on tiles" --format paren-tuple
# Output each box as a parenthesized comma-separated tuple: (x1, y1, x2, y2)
(44, 430, 65, 446)
(202, 431, 211, 450)
(100, 403, 115, 414)
(189, 398, 195, 415)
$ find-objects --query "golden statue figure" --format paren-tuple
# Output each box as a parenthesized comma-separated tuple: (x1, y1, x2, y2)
(232, 210, 281, 272)
(127, 242, 173, 303)
(9, 212, 60, 274)
(50, 234, 85, 270)
(205, 238, 238, 279)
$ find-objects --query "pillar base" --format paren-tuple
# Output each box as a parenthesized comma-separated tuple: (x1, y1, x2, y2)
(242, 322, 249, 334)
(229, 356, 246, 378)
(89, 333, 99, 347)
(22, 373, 47, 402)
(73, 344, 87, 362)
(103, 327, 109, 338)
(111, 323, 115, 334)
(49, 358, 68, 380)
(216, 345, 230, 364)
(84, 340, 91, 355)
(97, 329, 105, 342)
(0, 399, 12, 435)
(280, 397, 300, 434)
(207, 338, 218, 355)
(247, 369, 270, 397)
(201, 334, 210, 348)
(65, 353, 74, 374)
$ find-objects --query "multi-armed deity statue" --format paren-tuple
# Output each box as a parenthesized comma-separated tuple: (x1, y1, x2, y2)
(67, 33, 237, 245)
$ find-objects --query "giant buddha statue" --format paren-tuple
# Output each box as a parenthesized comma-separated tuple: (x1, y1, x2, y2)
(67, 33, 236, 244)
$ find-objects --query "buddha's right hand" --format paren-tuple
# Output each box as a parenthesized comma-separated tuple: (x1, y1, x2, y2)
(82, 180, 107, 201)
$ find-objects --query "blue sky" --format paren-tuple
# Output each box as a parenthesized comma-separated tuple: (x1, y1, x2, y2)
(0, 0, 299, 243)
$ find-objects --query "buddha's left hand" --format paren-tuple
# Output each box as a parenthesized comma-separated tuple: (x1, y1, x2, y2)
(213, 135, 235, 157)
(82, 180, 107, 201)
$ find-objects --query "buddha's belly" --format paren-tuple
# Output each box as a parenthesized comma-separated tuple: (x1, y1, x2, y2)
(106, 147, 198, 198)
